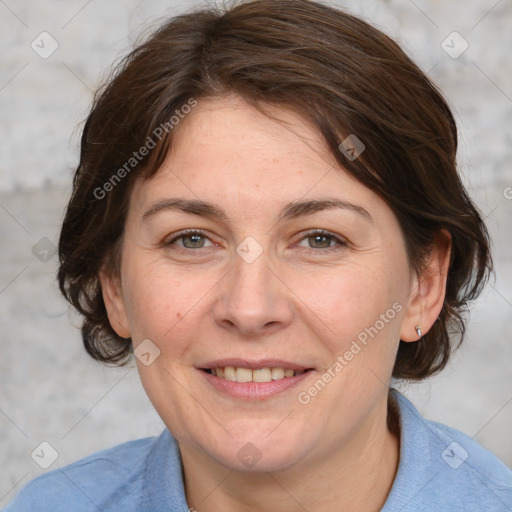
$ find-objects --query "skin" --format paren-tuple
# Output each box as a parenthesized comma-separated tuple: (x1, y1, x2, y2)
(101, 93, 451, 512)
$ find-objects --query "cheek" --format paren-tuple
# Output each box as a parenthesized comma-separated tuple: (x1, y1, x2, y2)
(299, 263, 398, 335)
(121, 261, 186, 342)
(291, 258, 407, 375)
(121, 258, 220, 350)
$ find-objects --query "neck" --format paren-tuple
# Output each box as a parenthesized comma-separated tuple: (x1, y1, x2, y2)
(180, 395, 400, 512)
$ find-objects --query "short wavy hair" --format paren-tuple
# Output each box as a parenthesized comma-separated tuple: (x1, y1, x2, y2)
(57, 0, 492, 379)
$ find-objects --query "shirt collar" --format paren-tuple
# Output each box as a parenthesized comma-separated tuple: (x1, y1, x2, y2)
(142, 427, 190, 511)
(381, 388, 437, 510)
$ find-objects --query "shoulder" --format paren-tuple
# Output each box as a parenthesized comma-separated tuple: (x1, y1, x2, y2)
(424, 415, 512, 508)
(385, 390, 512, 511)
(4, 435, 159, 512)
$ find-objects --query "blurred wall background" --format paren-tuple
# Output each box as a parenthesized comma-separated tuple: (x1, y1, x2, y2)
(1, 0, 511, 506)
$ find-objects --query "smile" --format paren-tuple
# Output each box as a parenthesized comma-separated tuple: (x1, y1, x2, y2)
(198, 360, 315, 399)
(202, 366, 308, 382)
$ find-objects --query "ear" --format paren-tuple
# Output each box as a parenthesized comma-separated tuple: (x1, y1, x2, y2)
(99, 269, 131, 339)
(400, 230, 452, 342)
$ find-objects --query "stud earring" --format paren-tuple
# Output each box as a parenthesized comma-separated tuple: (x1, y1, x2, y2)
(415, 325, 422, 338)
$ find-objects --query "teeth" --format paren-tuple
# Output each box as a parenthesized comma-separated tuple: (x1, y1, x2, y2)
(253, 368, 272, 382)
(224, 366, 237, 381)
(271, 368, 284, 380)
(236, 367, 253, 382)
(207, 366, 306, 382)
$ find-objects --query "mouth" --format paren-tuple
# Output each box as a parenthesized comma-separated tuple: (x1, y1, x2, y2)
(200, 366, 312, 382)
(197, 359, 315, 399)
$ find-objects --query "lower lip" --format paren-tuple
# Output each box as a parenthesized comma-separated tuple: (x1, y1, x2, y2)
(198, 369, 313, 400)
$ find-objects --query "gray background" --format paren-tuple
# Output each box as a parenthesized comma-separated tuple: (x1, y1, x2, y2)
(1, 0, 511, 506)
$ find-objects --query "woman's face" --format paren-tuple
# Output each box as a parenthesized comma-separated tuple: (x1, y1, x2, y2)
(104, 94, 419, 472)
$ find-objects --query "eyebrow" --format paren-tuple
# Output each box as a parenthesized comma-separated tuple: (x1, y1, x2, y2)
(142, 197, 373, 224)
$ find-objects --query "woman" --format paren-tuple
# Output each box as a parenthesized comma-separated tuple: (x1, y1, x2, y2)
(6, 0, 512, 510)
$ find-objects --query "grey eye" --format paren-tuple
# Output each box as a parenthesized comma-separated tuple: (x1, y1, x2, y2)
(307, 234, 333, 249)
(181, 234, 206, 248)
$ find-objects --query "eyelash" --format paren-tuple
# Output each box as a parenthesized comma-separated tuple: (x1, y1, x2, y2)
(165, 228, 347, 254)
(296, 229, 348, 253)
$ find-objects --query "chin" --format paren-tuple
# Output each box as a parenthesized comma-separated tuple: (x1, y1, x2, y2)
(198, 425, 314, 473)
(215, 445, 307, 473)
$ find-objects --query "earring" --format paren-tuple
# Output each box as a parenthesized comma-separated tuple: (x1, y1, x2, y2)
(415, 325, 422, 338)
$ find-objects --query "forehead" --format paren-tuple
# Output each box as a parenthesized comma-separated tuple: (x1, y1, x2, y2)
(129, 94, 379, 217)
(172, 94, 336, 177)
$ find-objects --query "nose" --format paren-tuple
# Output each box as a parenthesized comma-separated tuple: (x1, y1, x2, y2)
(213, 251, 294, 337)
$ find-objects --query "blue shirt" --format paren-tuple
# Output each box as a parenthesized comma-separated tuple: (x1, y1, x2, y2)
(5, 390, 512, 511)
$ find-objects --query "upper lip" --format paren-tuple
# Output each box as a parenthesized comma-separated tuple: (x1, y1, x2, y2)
(198, 358, 313, 371)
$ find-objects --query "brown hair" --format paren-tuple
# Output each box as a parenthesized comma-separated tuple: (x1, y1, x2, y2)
(57, 0, 492, 379)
